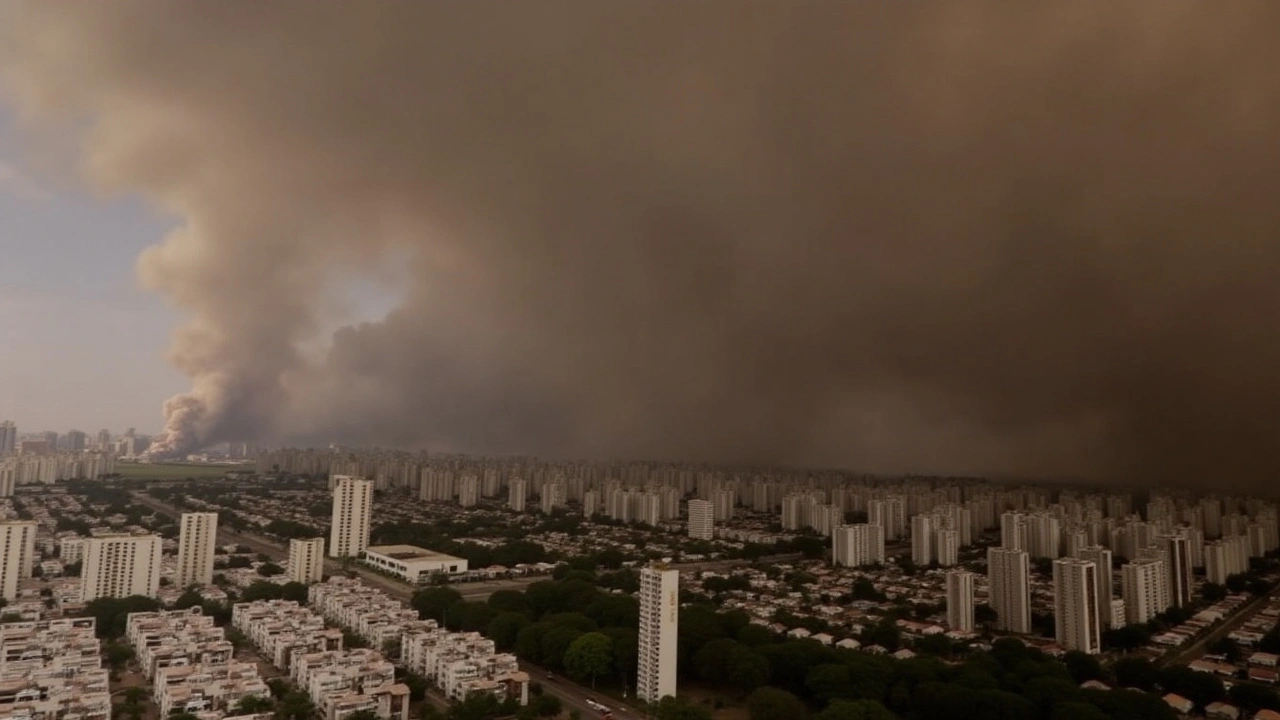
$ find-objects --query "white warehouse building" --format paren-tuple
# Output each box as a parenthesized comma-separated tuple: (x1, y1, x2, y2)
(361, 546, 468, 584)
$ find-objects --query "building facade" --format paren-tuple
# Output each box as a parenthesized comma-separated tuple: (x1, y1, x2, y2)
(637, 565, 679, 703)
(0, 521, 37, 601)
(687, 500, 713, 541)
(288, 537, 326, 585)
(81, 534, 163, 601)
(176, 512, 218, 587)
(945, 569, 975, 633)
(329, 476, 373, 558)
(987, 547, 1031, 634)
(1053, 558, 1102, 654)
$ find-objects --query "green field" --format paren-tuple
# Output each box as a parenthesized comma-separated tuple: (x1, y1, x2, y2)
(115, 462, 248, 479)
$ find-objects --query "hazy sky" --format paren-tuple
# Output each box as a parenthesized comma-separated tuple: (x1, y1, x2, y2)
(0, 105, 185, 434)
(5, 2, 1280, 485)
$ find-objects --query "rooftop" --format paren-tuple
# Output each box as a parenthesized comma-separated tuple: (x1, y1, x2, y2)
(365, 545, 462, 562)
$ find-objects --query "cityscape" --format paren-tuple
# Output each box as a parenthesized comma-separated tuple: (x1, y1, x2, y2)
(6, 4, 1280, 720)
(2, 438, 1280, 720)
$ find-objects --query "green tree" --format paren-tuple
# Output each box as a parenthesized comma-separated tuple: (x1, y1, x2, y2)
(531, 694, 562, 717)
(563, 632, 613, 688)
(812, 700, 894, 720)
(257, 562, 285, 577)
(412, 586, 463, 623)
(1229, 682, 1280, 713)
(273, 691, 314, 720)
(487, 612, 531, 651)
(654, 696, 713, 720)
(1062, 650, 1104, 684)
(747, 687, 809, 720)
(235, 695, 275, 714)
(1202, 582, 1228, 602)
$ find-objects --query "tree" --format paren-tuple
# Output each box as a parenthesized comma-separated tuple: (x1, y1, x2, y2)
(563, 632, 613, 688)
(488, 612, 531, 651)
(235, 695, 275, 715)
(104, 639, 135, 672)
(257, 562, 285, 577)
(1208, 636, 1243, 663)
(1158, 666, 1225, 709)
(1062, 650, 1104, 684)
(747, 687, 809, 720)
(273, 691, 314, 720)
(654, 696, 713, 720)
(1113, 657, 1158, 690)
(813, 700, 894, 720)
(173, 588, 205, 610)
(412, 586, 463, 623)
(346, 712, 381, 720)
(531, 694, 562, 717)
(1202, 582, 1228, 602)
(1229, 682, 1280, 713)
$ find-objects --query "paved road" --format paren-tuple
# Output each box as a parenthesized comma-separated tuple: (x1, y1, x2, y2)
(520, 661, 638, 720)
(1160, 585, 1280, 668)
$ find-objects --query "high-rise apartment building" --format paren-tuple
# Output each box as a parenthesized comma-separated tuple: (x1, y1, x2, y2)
(329, 475, 373, 558)
(175, 512, 218, 587)
(637, 565, 679, 703)
(1157, 534, 1192, 608)
(935, 528, 959, 567)
(1053, 558, 1102, 654)
(288, 537, 326, 584)
(687, 499, 713, 540)
(1122, 558, 1168, 626)
(832, 524, 885, 567)
(945, 569, 975, 633)
(508, 478, 527, 512)
(911, 515, 933, 566)
(81, 534, 162, 601)
(987, 547, 1031, 634)
(0, 422, 15, 456)
(1078, 546, 1114, 628)
(0, 521, 37, 600)
(541, 482, 566, 515)
(458, 476, 480, 508)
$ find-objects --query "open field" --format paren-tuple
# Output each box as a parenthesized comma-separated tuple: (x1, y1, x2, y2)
(114, 462, 247, 479)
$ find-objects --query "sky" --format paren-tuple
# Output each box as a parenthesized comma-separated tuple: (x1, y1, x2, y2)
(0, 106, 185, 434)
(4, 3, 1280, 486)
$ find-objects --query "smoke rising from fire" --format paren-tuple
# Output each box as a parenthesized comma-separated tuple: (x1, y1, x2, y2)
(4, 2, 1280, 484)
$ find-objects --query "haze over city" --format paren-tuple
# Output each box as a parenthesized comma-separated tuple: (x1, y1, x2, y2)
(5, 2, 1280, 486)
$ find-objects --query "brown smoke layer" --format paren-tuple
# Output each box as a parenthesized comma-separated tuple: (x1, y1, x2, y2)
(4, 2, 1280, 484)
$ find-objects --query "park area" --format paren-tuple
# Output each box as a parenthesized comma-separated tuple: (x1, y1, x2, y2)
(114, 462, 244, 479)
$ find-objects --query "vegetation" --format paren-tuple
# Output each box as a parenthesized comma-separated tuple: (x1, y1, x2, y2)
(114, 462, 241, 479)
(411, 570, 1177, 720)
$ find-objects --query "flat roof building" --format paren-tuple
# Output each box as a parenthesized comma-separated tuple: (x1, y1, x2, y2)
(361, 546, 467, 585)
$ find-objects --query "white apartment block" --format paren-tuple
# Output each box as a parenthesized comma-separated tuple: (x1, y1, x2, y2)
(935, 529, 959, 567)
(987, 547, 1031, 634)
(176, 512, 219, 588)
(687, 500, 713, 541)
(1053, 559, 1101, 654)
(945, 570, 975, 633)
(1205, 535, 1249, 584)
(0, 618, 110, 720)
(1157, 534, 1192, 609)
(125, 609, 268, 717)
(232, 600, 407, 720)
(1122, 558, 1169, 626)
(540, 482, 565, 515)
(58, 537, 83, 566)
(911, 515, 933, 566)
(637, 565, 679, 703)
(310, 578, 528, 706)
(0, 521, 37, 601)
(80, 533, 162, 602)
(1078, 546, 1114, 628)
(231, 601, 343, 670)
(329, 476, 373, 558)
(288, 537, 326, 585)
(508, 479, 527, 513)
(458, 476, 480, 508)
(832, 524, 885, 567)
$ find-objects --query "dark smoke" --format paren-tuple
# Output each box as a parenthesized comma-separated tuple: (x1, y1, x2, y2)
(3, 2, 1280, 485)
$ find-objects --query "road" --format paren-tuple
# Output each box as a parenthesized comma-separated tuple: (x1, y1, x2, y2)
(1160, 585, 1280, 667)
(520, 661, 637, 720)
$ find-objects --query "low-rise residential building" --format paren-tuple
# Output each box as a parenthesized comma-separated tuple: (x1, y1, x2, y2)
(125, 609, 268, 719)
(0, 618, 111, 720)
(233, 598, 408, 720)
(360, 546, 467, 585)
(308, 578, 528, 706)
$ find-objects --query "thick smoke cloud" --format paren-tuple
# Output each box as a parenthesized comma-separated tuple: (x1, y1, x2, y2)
(4, 2, 1280, 484)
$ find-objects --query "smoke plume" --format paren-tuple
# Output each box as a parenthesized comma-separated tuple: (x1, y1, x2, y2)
(4, 2, 1280, 484)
